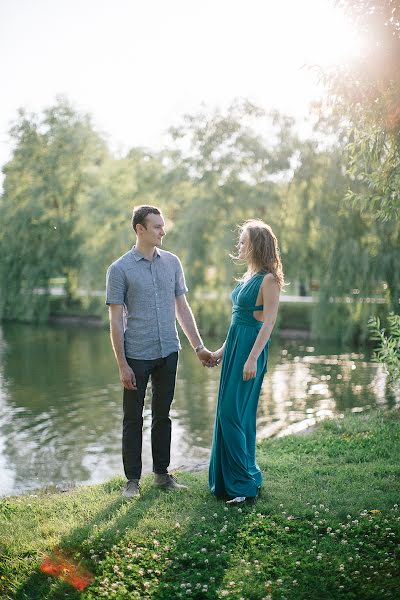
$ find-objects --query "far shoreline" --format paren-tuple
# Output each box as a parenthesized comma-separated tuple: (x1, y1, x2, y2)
(47, 313, 313, 339)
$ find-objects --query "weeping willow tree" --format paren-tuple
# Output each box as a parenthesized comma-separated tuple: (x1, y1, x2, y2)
(325, 0, 400, 220)
(162, 100, 299, 291)
(77, 147, 169, 293)
(308, 0, 400, 346)
(0, 99, 107, 321)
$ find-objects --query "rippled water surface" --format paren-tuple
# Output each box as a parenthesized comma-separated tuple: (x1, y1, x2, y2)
(0, 323, 398, 495)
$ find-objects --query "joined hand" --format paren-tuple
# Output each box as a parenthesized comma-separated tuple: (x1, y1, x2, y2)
(196, 347, 219, 368)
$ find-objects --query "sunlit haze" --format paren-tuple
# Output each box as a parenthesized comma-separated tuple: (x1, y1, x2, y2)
(0, 0, 364, 176)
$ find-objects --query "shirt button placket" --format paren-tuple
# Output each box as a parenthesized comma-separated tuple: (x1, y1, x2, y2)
(151, 262, 163, 356)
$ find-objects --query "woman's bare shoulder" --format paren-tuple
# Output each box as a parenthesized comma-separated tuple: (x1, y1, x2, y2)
(261, 273, 280, 294)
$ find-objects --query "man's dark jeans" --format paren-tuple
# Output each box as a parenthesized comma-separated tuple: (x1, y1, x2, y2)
(122, 351, 178, 480)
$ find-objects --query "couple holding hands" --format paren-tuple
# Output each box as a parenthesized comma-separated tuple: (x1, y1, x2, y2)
(106, 205, 282, 504)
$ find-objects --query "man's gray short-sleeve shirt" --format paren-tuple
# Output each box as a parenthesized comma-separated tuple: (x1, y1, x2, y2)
(106, 246, 188, 360)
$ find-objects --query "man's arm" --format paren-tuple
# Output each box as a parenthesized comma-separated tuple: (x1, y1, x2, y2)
(108, 304, 137, 390)
(175, 294, 215, 366)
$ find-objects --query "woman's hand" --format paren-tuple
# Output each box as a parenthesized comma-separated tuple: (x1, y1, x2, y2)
(243, 357, 257, 381)
(211, 348, 224, 366)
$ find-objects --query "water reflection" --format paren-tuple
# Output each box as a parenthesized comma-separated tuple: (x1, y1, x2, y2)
(0, 324, 398, 496)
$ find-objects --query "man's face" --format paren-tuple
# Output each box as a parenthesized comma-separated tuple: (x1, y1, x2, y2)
(139, 213, 166, 247)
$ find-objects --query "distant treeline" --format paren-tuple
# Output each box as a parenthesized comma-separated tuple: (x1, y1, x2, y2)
(0, 98, 398, 342)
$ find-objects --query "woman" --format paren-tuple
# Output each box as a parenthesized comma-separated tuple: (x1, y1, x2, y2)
(209, 219, 283, 504)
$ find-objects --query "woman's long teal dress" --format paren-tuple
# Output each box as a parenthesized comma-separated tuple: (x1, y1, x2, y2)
(209, 273, 270, 499)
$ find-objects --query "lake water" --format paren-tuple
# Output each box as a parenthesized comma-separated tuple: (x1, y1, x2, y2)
(0, 322, 398, 496)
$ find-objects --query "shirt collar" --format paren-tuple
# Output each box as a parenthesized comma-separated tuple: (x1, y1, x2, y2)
(131, 245, 161, 261)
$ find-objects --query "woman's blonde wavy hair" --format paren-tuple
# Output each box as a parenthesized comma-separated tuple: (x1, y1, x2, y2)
(232, 219, 285, 290)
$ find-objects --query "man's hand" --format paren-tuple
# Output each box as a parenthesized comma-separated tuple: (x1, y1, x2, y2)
(197, 347, 217, 367)
(119, 363, 137, 390)
(243, 357, 257, 381)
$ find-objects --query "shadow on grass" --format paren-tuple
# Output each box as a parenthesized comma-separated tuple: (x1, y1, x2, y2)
(149, 476, 263, 600)
(13, 480, 158, 600)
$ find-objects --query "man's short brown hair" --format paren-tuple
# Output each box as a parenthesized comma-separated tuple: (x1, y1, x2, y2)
(132, 205, 161, 232)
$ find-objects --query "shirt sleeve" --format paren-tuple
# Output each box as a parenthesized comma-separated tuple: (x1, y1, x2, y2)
(175, 257, 188, 297)
(105, 263, 126, 305)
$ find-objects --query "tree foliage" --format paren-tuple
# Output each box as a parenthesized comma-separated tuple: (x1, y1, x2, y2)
(0, 97, 397, 344)
(323, 0, 400, 219)
(0, 99, 107, 320)
(163, 100, 298, 290)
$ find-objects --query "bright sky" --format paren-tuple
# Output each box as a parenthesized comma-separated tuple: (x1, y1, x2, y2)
(0, 0, 364, 175)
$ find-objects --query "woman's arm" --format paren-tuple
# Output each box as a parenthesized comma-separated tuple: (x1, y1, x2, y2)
(243, 274, 280, 381)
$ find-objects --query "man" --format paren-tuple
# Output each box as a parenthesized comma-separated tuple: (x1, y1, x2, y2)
(106, 205, 215, 498)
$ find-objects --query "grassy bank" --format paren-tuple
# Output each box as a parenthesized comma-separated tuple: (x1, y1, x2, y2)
(1, 411, 399, 599)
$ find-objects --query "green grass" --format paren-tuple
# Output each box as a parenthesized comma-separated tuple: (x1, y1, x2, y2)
(1, 410, 399, 599)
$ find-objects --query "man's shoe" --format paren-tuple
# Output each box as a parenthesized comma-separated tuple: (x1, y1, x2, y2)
(154, 473, 188, 490)
(122, 479, 140, 498)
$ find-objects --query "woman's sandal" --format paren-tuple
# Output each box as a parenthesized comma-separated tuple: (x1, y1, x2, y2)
(226, 496, 246, 504)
